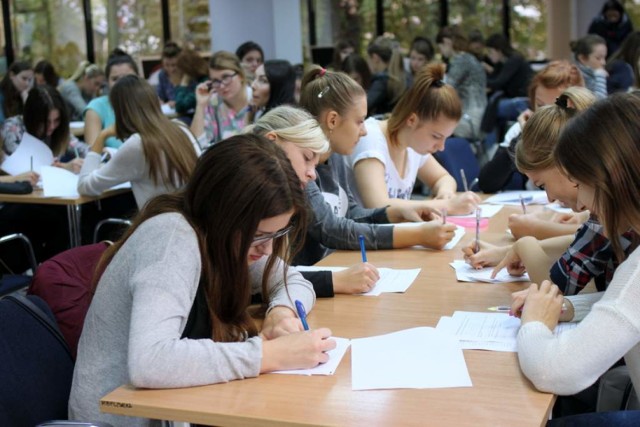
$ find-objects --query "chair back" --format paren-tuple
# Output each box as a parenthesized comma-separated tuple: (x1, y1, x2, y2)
(433, 137, 480, 192)
(0, 295, 74, 426)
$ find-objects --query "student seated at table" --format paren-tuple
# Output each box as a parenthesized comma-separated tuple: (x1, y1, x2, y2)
(248, 105, 380, 296)
(58, 61, 105, 121)
(153, 41, 182, 108)
(78, 75, 201, 209)
(464, 88, 635, 297)
(173, 47, 209, 120)
(348, 63, 481, 215)
(69, 135, 333, 427)
(571, 34, 608, 99)
(1, 85, 84, 171)
(512, 93, 640, 426)
(83, 48, 138, 149)
(0, 61, 33, 126)
(249, 59, 296, 123)
(296, 66, 457, 266)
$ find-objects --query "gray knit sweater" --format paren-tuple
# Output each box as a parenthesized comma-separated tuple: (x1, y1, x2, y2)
(69, 213, 315, 426)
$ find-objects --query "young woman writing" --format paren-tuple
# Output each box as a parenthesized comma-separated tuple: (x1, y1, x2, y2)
(248, 105, 380, 296)
(69, 135, 334, 426)
(78, 75, 200, 209)
(296, 66, 456, 266)
(349, 63, 481, 215)
(513, 93, 640, 426)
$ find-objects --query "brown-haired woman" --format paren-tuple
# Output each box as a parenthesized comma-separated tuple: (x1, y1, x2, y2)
(174, 48, 208, 116)
(69, 135, 333, 426)
(349, 63, 481, 215)
(191, 50, 251, 145)
(296, 66, 456, 266)
(78, 75, 201, 209)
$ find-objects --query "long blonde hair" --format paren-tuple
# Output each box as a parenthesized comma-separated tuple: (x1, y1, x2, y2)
(109, 75, 198, 188)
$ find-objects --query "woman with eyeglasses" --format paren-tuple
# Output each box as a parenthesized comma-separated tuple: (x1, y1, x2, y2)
(69, 135, 332, 426)
(190, 51, 251, 146)
(59, 61, 105, 121)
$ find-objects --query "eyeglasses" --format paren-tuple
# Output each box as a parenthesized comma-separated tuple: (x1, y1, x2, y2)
(209, 72, 238, 89)
(251, 225, 293, 247)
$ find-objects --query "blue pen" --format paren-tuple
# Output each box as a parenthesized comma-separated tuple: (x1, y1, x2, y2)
(295, 300, 309, 331)
(358, 234, 367, 262)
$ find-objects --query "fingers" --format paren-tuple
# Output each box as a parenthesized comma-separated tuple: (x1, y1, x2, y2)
(491, 257, 508, 279)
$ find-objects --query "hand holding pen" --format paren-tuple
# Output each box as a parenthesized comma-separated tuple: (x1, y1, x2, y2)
(474, 207, 481, 253)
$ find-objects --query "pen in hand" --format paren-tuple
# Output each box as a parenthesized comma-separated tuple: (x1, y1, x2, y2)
(460, 168, 468, 192)
(359, 234, 367, 263)
(295, 300, 309, 331)
(474, 207, 481, 253)
(519, 194, 527, 214)
(441, 208, 447, 225)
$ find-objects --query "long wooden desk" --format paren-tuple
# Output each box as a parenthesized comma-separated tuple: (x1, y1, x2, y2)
(101, 207, 554, 426)
(0, 188, 131, 247)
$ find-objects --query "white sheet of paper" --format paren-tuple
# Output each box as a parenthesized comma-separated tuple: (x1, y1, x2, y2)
(0, 132, 54, 175)
(449, 260, 530, 284)
(484, 191, 549, 206)
(42, 166, 80, 197)
(436, 312, 578, 352)
(294, 266, 420, 296)
(69, 121, 84, 130)
(451, 204, 503, 218)
(272, 337, 350, 376)
(351, 327, 472, 390)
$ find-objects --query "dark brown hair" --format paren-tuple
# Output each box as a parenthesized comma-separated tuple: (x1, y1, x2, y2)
(96, 135, 309, 341)
(23, 86, 70, 156)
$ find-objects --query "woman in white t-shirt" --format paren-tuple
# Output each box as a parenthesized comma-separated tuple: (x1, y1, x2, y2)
(349, 63, 480, 215)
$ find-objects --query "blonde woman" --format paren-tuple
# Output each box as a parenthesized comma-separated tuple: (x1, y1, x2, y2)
(248, 105, 381, 295)
(78, 75, 200, 209)
(58, 61, 105, 121)
(191, 51, 250, 146)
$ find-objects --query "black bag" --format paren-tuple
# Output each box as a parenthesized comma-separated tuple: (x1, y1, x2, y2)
(0, 181, 33, 194)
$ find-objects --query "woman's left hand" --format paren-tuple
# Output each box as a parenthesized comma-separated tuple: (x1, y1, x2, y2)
(261, 306, 304, 339)
(520, 280, 564, 330)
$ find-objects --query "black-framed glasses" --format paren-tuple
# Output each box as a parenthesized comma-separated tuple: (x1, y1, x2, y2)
(209, 72, 238, 89)
(251, 225, 293, 247)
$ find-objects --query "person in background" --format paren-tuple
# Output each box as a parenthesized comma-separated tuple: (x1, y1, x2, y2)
(570, 34, 608, 99)
(84, 48, 138, 149)
(78, 75, 200, 210)
(34, 60, 62, 87)
(236, 41, 264, 83)
(69, 135, 333, 427)
(174, 48, 209, 120)
(436, 26, 487, 140)
(191, 51, 250, 146)
(366, 35, 407, 116)
(248, 105, 380, 296)
(58, 61, 105, 121)
(297, 65, 458, 266)
(513, 93, 640, 427)
(349, 63, 480, 215)
(249, 59, 296, 123)
(1, 85, 83, 171)
(155, 41, 182, 108)
(340, 53, 372, 91)
(477, 60, 585, 194)
(0, 61, 33, 125)
(588, 0, 634, 58)
(330, 39, 355, 71)
(606, 31, 640, 93)
(407, 36, 435, 86)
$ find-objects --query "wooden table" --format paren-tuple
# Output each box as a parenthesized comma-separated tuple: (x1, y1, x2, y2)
(101, 207, 554, 426)
(0, 188, 131, 247)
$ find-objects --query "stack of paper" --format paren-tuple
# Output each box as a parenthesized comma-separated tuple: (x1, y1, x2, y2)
(41, 166, 131, 198)
(351, 327, 472, 390)
(294, 266, 420, 296)
(436, 311, 578, 352)
(484, 191, 549, 206)
(0, 132, 54, 175)
(272, 337, 350, 376)
(449, 260, 530, 284)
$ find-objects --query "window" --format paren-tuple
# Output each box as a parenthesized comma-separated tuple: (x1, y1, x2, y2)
(448, 0, 503, 46)
(510, 0, 547, 60)
(169, 0, 211, 52)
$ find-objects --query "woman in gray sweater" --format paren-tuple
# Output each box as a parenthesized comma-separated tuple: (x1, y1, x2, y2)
(69, 136, 334, 426)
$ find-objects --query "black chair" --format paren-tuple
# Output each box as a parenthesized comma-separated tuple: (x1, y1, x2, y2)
(0, 233, 38, 297)
(92, 218, 132, 243)
(0, 294, 112, 427)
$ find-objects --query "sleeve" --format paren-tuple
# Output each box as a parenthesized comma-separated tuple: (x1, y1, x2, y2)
(487, 56, 520, 91)
(305, 180, 394, 250)
(127, 217, 262, 388)
(549, 221, 613, 295)
(63, 84, 88, 117)
(300, 271, 334, 298)
(477, 146, 519, 193)
(249, 258, 316, 314)
(445, 56, 468, 88)
(174, 83, 196, 114)
(77, 136, 146, 196)
(517, 298, 638, 395)
(204, 104, 218, 144)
